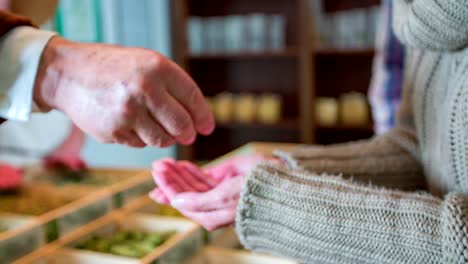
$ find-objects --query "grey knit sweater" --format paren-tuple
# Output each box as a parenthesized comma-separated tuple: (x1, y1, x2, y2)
(235, 1, 468, 263)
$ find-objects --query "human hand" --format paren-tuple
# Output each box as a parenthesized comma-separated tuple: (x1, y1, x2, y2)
(43, 124, 87, 172)
(150, 155, 267, 204)
(33, 37, 215, 148)
(0, 163, 22, 190)
(170, 175, 243, 231)
(149, 155, 268, 230)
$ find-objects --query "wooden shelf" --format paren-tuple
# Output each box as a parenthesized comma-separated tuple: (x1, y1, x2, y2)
(172, 0, 377, 160)
(314, 48, 375, 57)
(316, 123, 374, 132)
(316, 123, 375, 145)
(195, 119, 300, 160)
(215, 119, 298, 130)
(188, 48, 298, 60)
(323, 0, 381, 13)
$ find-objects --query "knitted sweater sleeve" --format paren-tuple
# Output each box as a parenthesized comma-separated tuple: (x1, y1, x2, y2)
(236, 164, 468, 264)
(275, 131, 426, 190)
(392, 0, 468, 51)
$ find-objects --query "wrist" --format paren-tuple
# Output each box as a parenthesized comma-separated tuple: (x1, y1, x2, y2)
(33, 36, 71, 112)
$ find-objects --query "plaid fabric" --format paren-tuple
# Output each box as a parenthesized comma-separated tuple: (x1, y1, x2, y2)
(368, 0, 405, 134)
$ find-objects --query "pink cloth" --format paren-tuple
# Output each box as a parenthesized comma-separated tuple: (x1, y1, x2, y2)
(0, 163, 22, 190)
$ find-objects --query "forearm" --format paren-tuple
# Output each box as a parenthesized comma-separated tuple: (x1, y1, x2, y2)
(236, 164, 468, 264)
(275, 131, 425, 190)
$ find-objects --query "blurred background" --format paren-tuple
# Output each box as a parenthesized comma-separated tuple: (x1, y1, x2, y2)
(43, 0, 381, 165)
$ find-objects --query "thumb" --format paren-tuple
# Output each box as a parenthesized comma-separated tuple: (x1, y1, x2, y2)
(170, 192, 217, 211)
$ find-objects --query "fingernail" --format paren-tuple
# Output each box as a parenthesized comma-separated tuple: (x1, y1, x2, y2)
(179, 134, 196, 145)
(199, 121, 215, 135)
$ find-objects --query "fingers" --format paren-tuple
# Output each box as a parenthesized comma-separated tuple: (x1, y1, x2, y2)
(134, 111, 174, 147)
(179, 161, 218, 188)
(170, 176, 243, 211)
(152, 159, 201, 198)
(163, 61, 215, 135)
(152, 159, 184, 199)
(171, 163, 211, 192)
(113, 130, 146, 148)
(149, 188, 170, 205)
(163, 160, 201, 192)
(170, 191, 239, 211)
(146, 91, 197, 145)
(178, 205, 237, 231)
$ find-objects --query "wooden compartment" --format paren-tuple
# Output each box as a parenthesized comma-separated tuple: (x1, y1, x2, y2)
(0, 170, 155, 263)
(0, 213, 39, 233)
(36, 171, 155, 243)
(57, 212, 203, 264)
(25, 167, 144, 196)
(38, 192, 114, 242)
(107, 172, 155, 209)
(0, 183, 110, 244)
(122, 196, 183, 218)
(0, 184, 78, 216)
(0, 184, 111, 262)
(185, 247, 298, 264)
(0, 219, 44, 264)
(12, 142, 303, 264)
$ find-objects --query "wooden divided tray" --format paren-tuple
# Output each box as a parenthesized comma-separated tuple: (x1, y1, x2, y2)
(122, 196, 183, 218)
(9, 142, 303, 263)
(24, 167, 145, 197)
(185, 247, 298, 264)
(15, 212, 203, 264)
(0, 168, 152, 262)
(0, 213, 44, 264)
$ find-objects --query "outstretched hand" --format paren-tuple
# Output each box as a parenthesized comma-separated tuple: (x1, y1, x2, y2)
(150, 155, 268, 230)
(34, 37, 215, 149)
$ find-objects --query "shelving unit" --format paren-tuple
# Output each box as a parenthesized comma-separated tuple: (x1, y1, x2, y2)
(171, 0, 380, 160)
(187, 47, 299, 59)
(312, 0, 380, 145)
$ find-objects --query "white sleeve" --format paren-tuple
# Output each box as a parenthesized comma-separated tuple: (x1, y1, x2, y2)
(0, 26, 56, 121)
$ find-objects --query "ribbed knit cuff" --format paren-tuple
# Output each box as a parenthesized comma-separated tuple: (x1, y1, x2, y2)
(274, 133, 425, 190)
(236, 164, 448, 264)
(441, 193, 468, 263)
